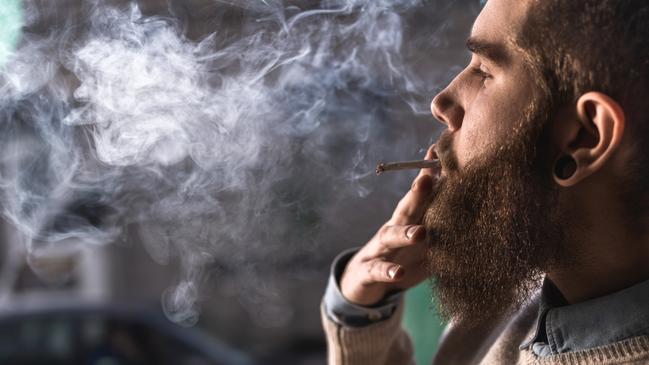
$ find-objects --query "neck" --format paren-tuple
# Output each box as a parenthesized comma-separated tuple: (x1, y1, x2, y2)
(547, 181, 649, 304)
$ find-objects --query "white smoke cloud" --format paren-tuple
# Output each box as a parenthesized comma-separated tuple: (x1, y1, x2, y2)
(0, 0, 454, 326)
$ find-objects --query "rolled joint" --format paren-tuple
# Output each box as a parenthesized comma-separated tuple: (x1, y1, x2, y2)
(376, 159, 441, 175)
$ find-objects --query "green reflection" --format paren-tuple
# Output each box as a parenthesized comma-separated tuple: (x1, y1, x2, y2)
(403, 282, 446, 365)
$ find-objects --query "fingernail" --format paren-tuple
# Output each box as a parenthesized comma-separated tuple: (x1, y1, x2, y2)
(406, 225, 419, 239)
(388, 265, 403, 279)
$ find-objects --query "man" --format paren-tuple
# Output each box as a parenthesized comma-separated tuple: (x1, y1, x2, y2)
(321, 0, 649, 364)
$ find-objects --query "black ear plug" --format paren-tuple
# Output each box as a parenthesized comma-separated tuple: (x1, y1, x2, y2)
(554, 156, 577, 180)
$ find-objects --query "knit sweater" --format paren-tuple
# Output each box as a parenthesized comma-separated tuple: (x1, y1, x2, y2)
(321, 295, 649, 365)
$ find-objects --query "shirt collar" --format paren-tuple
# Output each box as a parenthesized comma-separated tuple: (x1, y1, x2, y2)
(520, 277, 649, 355)
(519, 279, 567, 350)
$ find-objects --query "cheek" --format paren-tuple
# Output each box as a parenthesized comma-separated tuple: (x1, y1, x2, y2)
(455, 102, 499, 167)
(455, 86, 531, 167)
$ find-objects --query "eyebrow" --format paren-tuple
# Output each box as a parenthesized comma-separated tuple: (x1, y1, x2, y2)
(466, 37, 510, 66)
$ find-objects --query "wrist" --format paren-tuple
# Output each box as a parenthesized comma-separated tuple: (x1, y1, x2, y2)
(341, 271, 389, 306)
(323, 248, 404, 327)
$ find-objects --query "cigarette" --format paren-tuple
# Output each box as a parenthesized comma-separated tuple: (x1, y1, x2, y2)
(376, 159, 441, 175)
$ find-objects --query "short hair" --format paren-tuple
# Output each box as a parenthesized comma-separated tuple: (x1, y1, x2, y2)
(517, 0, 649, 225)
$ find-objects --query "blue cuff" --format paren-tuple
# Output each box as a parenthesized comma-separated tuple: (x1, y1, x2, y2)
(323, 248, 404, 327)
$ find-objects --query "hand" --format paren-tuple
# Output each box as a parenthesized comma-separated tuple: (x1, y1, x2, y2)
(340, 147, 438, 306)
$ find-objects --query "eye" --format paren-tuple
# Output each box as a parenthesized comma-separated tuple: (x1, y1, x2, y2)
(471, 66, 492, 82)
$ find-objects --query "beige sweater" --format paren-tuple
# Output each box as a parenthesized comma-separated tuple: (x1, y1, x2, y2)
(321, 296, 649, 365)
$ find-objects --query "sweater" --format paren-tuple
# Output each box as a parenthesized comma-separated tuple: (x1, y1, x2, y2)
(321, 294, 649, 365)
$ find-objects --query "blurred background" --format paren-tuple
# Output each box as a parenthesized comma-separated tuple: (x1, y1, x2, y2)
(0, 0, 478, 364)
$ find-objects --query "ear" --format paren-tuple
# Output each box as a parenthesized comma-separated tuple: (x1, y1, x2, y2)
(552, 92, 625, 187)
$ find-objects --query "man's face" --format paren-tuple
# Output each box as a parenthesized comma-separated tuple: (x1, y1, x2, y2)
(431, 0, 537, 168)
(423, 0, 567, 326)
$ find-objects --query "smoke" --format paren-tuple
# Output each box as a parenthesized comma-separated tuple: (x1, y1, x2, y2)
(0, 0, 458, 326)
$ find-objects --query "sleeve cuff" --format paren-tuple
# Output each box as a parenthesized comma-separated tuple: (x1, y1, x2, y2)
(323, 248, 404, 327)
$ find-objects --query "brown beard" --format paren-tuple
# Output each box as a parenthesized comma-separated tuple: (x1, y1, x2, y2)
(424, 103, 565, 328)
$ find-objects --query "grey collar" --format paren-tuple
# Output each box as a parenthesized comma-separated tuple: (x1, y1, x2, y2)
(520, 277, 649, 355)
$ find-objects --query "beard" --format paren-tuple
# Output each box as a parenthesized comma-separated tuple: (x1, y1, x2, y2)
(424, 102, 566, 328)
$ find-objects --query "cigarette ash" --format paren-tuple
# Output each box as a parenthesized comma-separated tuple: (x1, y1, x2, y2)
(0, 0, 464, 327)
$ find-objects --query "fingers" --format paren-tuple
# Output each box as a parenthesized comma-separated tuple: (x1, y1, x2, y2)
(342, 254, 428, 305)
(364, 258, 405, 283)
(373, 224, 425, 255)
(390, 174, 434, 225)
(389, 145, 439, 226)
(341, 146, 439, 305)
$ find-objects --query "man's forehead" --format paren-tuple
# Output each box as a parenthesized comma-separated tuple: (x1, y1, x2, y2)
(471, 0, 529, 45)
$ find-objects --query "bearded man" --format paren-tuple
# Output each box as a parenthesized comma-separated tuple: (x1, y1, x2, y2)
(321, 0, 649, 364)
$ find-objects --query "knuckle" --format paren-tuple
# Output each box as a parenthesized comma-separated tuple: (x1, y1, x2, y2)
(377, 226, 395, 247)
(392, 209, 410, 223)
(393, 200, 407, 213)
(367, 260, 384, 278)
(394, 197, 407, 213)
(366, 260, 378, 277)
(377, 225, 389, 242)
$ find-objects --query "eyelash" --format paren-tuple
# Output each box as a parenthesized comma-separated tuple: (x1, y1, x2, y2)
(471, 66, 492, 82)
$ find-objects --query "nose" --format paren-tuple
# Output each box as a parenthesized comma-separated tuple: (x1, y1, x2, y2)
(431, 86, 463, 132)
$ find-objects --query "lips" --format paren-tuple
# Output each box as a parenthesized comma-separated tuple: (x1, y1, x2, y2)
(433, 131, 456, 177)
(431, 145, 440, 160)
(431, 144, 444, 179)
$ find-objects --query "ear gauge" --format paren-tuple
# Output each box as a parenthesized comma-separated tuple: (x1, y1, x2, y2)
(554, 156, 578, 180)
